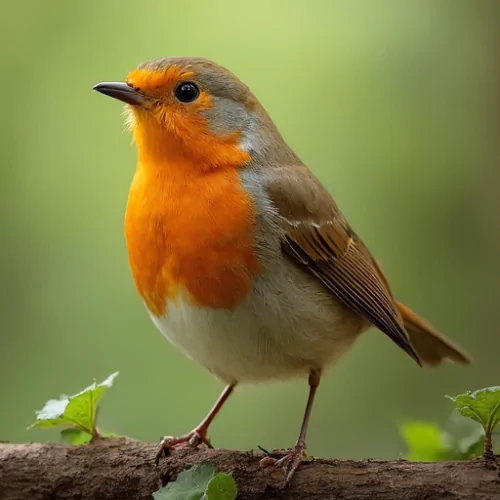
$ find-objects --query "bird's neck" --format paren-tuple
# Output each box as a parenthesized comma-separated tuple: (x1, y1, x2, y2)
(132, 117, 250, 172)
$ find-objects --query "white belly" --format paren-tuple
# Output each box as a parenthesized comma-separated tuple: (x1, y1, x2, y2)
(148, 257, 362, 384)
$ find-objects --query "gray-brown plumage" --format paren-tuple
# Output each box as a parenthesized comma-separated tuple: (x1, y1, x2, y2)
(267, 163, 469, 366)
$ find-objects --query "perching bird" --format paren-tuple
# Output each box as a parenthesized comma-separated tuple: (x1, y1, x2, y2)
(94, 57, 470, 484)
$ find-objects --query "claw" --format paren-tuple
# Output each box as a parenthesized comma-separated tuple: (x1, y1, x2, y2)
(259, 442, 309, 485)
(155, 429, 212, 465)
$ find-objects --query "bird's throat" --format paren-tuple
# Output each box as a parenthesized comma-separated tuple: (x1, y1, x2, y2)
(130, 108, 251, 172)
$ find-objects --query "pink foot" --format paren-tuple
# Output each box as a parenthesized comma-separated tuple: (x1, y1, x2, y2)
(155, 428, 212, 464)
(259, 442, 309, 485)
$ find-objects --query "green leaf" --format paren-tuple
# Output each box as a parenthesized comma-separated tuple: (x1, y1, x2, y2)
(400, 415, 486, 462)
(28, 417, 79, 429)
(399, 421, 446, 461)
(64, 389, 94, 431)
(61, 428, 93, 445)
(33, 397, 71, 420)
(153, 464, 214, 500)
(446, 387, 500, 434)
(205, 473, 237, 500)
(92, 372, 119, 401)
(153, 464, 236, 500)
(28, 371, 119, 438)
(441, 410, 485, 458)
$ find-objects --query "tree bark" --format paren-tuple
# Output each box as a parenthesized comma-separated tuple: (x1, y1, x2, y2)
(0, 438, 498, 499)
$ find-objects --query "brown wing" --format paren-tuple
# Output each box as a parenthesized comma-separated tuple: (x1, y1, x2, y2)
(267, 164, 421, 365)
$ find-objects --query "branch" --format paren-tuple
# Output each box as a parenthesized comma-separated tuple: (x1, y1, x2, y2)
(0, 438, 498, 499)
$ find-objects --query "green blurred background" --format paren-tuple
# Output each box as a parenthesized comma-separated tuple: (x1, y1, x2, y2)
(1, 0, 498, 460)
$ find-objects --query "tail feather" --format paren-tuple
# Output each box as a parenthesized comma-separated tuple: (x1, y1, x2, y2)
(396, 301, 471, 366)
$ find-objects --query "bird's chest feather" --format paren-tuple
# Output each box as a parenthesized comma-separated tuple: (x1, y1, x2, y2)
(124, 162, 261, 317)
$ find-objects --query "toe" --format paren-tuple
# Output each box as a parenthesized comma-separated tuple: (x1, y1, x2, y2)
(260, 444, 309, 485)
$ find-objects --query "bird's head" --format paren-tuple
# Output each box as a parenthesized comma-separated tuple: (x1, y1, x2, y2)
(94, 57, 291, 170)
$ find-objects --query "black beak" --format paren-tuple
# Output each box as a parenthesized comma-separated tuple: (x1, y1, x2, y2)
(93, 82, 145, 106)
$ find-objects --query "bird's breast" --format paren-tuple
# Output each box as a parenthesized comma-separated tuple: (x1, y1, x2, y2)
(124, 161, 262, 316)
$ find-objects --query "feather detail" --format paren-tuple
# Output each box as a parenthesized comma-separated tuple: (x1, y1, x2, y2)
(267, 164, 421, 365)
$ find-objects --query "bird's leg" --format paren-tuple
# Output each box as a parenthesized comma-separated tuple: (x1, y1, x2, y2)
(260, 369, 321, 484)
(155, 383, 235, 463)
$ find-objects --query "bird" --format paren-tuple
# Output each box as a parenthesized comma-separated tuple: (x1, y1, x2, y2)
(93, 57, 470, 484)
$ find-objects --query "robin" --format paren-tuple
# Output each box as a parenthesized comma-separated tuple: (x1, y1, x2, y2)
(94, 57, 470, 484)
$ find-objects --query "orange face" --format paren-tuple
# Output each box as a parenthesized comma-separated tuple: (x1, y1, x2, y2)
(95, 58, 262, 315)
(119, 59, 259, 172)
(125, 66, 212, 164)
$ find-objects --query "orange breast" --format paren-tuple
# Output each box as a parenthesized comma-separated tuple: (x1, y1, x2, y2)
(125, 158, 262, 316)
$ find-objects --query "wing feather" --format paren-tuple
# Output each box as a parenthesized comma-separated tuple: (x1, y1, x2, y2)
(267, 165, 421, 364)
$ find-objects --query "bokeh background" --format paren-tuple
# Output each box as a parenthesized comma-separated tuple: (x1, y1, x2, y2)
(1, 0, 499, 460)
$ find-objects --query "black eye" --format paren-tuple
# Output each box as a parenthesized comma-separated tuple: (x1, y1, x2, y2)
(175, 82, 200, 103)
